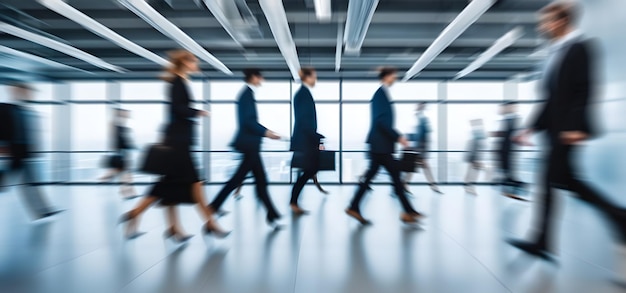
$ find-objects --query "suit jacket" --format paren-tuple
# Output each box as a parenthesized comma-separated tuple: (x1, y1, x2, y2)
(114, 125, 133, 151)
(531, 37, 597, 186)
(0, 104, 15, 146)
(231, 86, 267, 153)
(290, 86, 324, 152)
(415, 115, 431, 150)
(532, 38, 596, 140)
(0, 103, 36, 165)
(165, 76, 198, 146)
(366, 86, 400, 154)
(498, 115, 518, 155)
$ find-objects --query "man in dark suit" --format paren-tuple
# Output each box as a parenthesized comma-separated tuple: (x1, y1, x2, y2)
(208, 69, 283, 228)
(345, 67, 424, 225)
(509, 2, 626, 258)
(290, 67, 325, 215)
(0, 83, 62, 219)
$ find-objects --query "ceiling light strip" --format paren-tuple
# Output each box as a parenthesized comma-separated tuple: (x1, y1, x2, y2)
(402, 0, 496, 81)
(335, 21, 343, 72)
(118, 0, 232, 75)
(314, 0, 332, 22)
(0, 22, 125, 72)
(343, 0, 379, 55)
(38, 0, 168, 66)
(258, 0, 301, 81)
(0, 44, 88, 72)
(455, 26, 524, 79)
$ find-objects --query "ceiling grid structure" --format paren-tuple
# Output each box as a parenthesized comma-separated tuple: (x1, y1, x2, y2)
(0, 0, 550, 81)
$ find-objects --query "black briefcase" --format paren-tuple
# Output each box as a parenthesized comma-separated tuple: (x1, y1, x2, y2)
(139, 144, 173, 175)
(319, 151, 336, 171)
(398, 150, 421, 173)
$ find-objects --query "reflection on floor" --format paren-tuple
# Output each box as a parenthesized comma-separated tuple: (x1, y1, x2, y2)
(0, 185, 625, 293)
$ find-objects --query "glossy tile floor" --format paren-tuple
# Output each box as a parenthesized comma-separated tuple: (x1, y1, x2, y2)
(0, 184, 625, 293)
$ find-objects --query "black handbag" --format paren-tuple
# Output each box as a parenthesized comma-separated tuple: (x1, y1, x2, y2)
(398, 149, 422, 173)
(102, 154, 124, 169)
(139, 144, 173, 175)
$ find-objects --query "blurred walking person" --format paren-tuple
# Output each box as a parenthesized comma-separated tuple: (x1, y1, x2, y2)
(345, 67, 424, 225)
(289, 67, 326, 215)
(120, 50, 228, 241)
(99, 108, 138, 199)
(491, 101, 526, 200)
(463, 119, 486, 195)
(403, 102, 442, 194)
(207, 68, 283, 229)
(0, 83, 63, 220)
(509, 2, 626, 259)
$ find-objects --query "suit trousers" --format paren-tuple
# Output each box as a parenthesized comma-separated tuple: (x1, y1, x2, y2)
(499, 149, 512, 180)
(535, 142, 622, 248)
(349, 153, 417, 214)
(6, 159, 53, 218)
(210, 151, 280, 220)
(290, 150, 320, 205)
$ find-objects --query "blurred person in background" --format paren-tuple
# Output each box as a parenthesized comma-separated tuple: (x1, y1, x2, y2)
(491, 101, 527, 200)
(289, 67, 326, 215)
(120, 50, 229, 241)
(463, 119, 486, 195)
(207, 68, 283, 229)
(99, 108, 138, 199)
(509, 1, 626, 259)
(403, 102, 442, 195)
(345, 67, 424, 226)
(0, 83, 63, 220)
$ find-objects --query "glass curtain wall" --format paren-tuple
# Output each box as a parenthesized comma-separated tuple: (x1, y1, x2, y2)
(18, 79, 543, 184)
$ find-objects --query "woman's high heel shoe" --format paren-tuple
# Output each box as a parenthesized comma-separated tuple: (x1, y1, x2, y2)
(164, 228, 194, 243)
(118, 212, 134, 225)
(119, 212, 146, 240)
(203, 222, 231, 239)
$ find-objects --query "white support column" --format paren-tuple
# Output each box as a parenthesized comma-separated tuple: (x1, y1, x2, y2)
(437, 81, 447, 183)
(203, 80, 211, 182)
(503, 80, 518, 101)
(52, 82, 71, 182)
(106, 81, 121, 103)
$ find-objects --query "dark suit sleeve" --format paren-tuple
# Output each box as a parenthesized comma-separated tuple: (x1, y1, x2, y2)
(373, 93, 400, 141)
(171, 79, 198, 119)
(565, 43, 592, 133)
(239, 92, 267, 137)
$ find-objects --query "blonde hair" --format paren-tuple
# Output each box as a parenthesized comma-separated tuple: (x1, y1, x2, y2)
(161, 49, 197, 81)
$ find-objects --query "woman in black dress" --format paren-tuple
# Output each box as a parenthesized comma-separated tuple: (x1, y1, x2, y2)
(99, 108, 137, 199)
(120, 50, 228, 241)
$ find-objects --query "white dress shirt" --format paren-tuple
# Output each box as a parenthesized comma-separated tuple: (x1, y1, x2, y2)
(542, 30, 583, 82)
